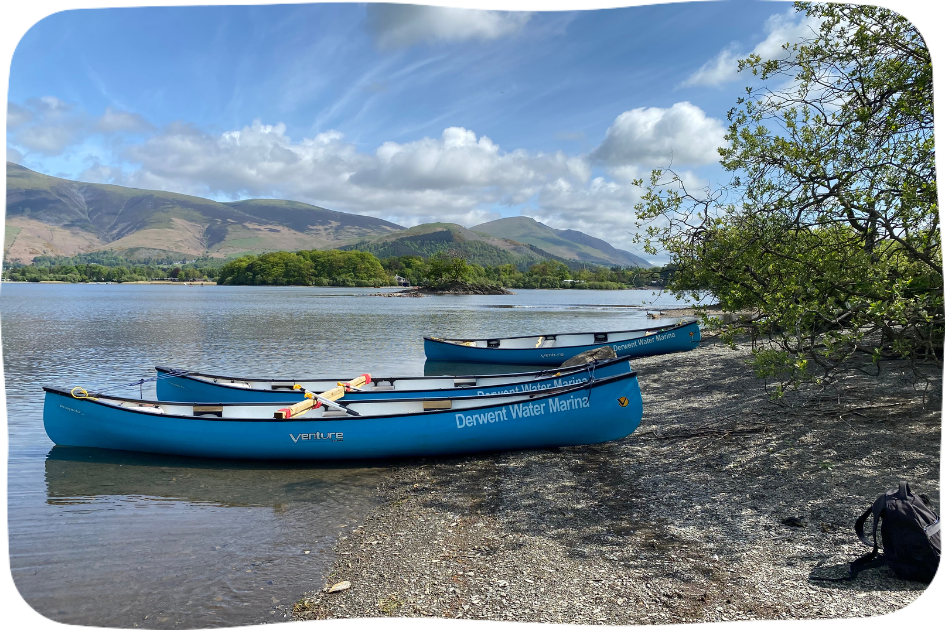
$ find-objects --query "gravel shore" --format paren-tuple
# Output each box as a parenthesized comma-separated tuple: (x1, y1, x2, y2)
(293, 339, 941, 624)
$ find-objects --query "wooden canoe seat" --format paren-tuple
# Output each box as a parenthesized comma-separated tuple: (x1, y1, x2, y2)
(423, 400, 452, 411)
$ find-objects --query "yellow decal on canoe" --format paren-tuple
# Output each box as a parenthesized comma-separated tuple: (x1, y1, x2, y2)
(617, 396, 630, 407)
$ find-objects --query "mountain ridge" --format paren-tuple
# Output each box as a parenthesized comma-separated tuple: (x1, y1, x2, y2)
(5, 163, 652, 269)
(4, 162, 402, 263)
(471, 216, 651, 268)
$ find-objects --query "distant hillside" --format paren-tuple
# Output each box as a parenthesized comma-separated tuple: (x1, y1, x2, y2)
(5, 163, 650, 269)
(341, 223, 577, 270)
(4, 163, 402, 263)
(471, 216, 652, 268)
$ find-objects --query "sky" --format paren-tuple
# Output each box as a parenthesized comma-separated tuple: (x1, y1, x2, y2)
(2, 1, 936, 262)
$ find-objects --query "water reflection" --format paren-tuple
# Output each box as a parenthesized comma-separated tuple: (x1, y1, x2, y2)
(45, 447, 387, 509)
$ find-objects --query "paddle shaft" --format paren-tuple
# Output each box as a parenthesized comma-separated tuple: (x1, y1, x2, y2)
(274, 374, 369, 419)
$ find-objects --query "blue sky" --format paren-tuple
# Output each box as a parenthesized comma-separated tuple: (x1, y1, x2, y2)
(4, 1, 926, 259)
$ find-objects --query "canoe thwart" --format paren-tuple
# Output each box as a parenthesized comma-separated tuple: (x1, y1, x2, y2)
(193, 405, 223, 418)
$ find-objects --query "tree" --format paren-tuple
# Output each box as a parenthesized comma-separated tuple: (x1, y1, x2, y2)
(427, 252, 473, 283)
(634, 2, 940, 392)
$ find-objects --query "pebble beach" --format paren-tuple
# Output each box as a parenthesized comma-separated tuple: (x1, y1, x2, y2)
(293, 336, 941, 624)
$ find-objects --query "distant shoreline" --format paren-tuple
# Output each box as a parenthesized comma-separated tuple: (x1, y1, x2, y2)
(1, 280, 666, 291)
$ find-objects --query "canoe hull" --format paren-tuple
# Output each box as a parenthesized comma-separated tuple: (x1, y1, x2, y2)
(154, 358, 633, 403)
(43, 373, 643, 460)
(424, 320, 700, 365)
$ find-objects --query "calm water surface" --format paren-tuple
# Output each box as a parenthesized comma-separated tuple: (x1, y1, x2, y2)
(2, 283, 695, 628)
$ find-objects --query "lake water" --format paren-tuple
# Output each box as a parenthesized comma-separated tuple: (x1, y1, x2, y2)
(1, 283, 697, 628)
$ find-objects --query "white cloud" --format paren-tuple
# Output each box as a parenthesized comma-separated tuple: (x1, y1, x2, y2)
(78, 159, 124, 184)
(15, 121, 87, 155)
(590, 102, 726, 168)
(681, 47, 741, 89)
(12, 105, 710, 257)
(682, 8, 822, 87)
(7, 99, 155, 156)
(97, 107, 154, 134)
(116, 120, 595, 227)
(7, 102, 32, 129)
(365, 5, 531, 50)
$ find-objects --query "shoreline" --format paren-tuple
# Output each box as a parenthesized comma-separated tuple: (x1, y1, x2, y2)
(293, 340, 940, 623)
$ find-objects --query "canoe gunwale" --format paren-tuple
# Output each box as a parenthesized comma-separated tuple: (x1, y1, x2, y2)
(423, 318, 697, 346)
(43, 370, 638, 424)
(153, 355, 632, 390)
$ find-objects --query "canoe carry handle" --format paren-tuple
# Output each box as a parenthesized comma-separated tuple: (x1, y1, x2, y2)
(487, 339, 500, 348)
(594, 333, 608, 343)
(275, 374, 369, 419)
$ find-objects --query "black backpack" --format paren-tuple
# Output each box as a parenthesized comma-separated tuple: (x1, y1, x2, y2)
(848, 481, 941, 582)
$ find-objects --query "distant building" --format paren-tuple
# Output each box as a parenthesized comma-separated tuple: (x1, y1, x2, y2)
(394, 275, 410, 286)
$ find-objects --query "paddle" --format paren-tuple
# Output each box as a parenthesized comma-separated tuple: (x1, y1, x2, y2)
(274, 374, 370, 419)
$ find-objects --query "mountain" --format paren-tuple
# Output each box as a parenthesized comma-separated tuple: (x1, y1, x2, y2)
(4, 163, 402, 263)
(471, 216, 652, 268)
(5, 163, 651, 269)
(341, 223, 576, 270)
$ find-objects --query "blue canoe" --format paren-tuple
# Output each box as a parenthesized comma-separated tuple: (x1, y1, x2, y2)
(424, 319, 700, 365)
(154, 357, 633, 403)
(42, 369, 642, 460)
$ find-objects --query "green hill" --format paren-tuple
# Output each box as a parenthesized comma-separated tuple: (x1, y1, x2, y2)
(4, 162, 402, 263)
(341, 223, 577, 270)
(471, 216, 651, 267)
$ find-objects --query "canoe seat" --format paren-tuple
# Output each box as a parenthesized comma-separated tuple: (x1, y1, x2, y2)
(193, 405, 224, 418)
(423, 400, 452, 411)
(322, 410, 350, 418)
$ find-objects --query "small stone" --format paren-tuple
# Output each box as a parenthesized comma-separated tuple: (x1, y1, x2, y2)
(326, 581, 351, 593)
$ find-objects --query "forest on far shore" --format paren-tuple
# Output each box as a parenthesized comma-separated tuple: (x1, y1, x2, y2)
(2, 249, 671, 290)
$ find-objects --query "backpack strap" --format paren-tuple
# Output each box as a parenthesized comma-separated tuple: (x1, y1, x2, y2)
(845, 498, 886, 579)
(898, 480, 911, 500)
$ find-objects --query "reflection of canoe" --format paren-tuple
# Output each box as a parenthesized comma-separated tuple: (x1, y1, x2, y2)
(43, 369, 642, 460)
(44, 447, 383, 508)
(155, 357, 632, 403)
(424, 319, 700, 365)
